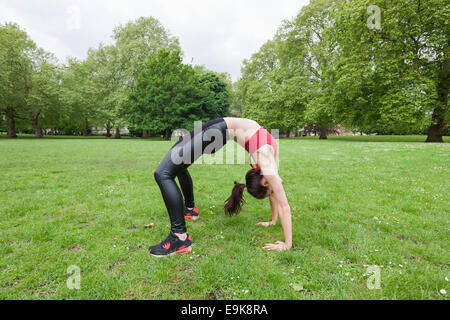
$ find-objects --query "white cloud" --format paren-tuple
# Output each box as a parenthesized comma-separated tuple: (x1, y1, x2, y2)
(0, 0, 308, 80)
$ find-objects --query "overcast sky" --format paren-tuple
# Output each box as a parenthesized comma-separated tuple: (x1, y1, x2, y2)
(0, 0, 308, 80)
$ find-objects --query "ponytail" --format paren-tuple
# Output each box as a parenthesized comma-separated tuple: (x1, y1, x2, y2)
(224, 181, 246, 216)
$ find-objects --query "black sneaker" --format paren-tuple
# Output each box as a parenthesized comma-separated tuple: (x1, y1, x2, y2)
(149, 232, 192, 258)
(185, 207, 200, 221)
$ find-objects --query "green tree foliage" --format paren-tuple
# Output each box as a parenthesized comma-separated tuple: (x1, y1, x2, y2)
(194, 65, 233, 117)
(0, 23, 36, 138)
(1, 17, 184, 138)
(111, 17, 182, 137)
(113, 17, 181, 86)
(2, 6, 447, 142)
(278, 0, 338, 139)
(126, 49, 230, 139)
(27, 50, 62, 138)
(239, 40, 306, 134)
(86, 45, 128, 138)
(239, 1, 339, 137)
(126, 49, 202, 139)
(238, 0, 448, 141)
(198, 72, 231, 119)
(332, 0, 449, 141)
(60, 58, 100, 136)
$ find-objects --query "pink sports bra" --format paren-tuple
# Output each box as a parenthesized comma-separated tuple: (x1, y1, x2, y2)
(244, 127, 278, 170)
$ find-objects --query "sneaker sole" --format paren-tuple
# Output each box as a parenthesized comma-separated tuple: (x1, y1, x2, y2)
(185, 215, 200, 221)
(150, 246, 192, 258)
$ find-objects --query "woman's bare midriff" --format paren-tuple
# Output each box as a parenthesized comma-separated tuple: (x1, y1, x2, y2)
(223, 117, 261, 147)
(223, 118, 276, 170)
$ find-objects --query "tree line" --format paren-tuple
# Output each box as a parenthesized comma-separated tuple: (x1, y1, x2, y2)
(1, 0, 448, 142)
(236, 0, 449, 142)
(0, 17, 231, 139)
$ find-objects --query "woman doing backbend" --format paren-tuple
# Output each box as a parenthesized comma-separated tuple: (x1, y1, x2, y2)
(149, 118, 292, 257)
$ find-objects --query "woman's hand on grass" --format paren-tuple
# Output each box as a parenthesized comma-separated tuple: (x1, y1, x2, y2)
(263, 241, 290, 251)
(257, 221, 275, 227)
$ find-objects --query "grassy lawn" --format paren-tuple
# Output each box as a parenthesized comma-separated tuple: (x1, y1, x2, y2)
(0, 135, 449, 300)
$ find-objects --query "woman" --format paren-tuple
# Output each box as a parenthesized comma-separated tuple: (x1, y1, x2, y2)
(149, 118, 292, 257)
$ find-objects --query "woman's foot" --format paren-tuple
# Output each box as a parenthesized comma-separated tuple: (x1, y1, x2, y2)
(149, 232, 192, 258)
(184, 207, 200, 221)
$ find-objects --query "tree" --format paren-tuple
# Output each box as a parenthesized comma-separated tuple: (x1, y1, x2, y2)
(60, 59, 100, 136)
(113, 17, 180, 86)
(239, 39, 306, 133)
(0, 23, 36, 138)
(126, 49, 210, 139)
(276, 0, 339, 139)
(193, 66, 232, 117)
(198, 72, 231, 119)
(27, 49, 62, 138)
(238, 1, 344, 137)
(113, 17, 181, 137)
(333, 0, 449, 142)
(230, 81, 245, 116)
(86, 45, 128, 139)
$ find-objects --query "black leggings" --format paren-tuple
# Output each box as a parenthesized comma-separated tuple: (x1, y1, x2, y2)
(154, 119, 229, 234)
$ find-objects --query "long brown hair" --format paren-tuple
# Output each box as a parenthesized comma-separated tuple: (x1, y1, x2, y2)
(224, 169, 268, 216)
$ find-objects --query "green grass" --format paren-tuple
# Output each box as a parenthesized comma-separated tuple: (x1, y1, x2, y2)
(0, 135, 449, 300)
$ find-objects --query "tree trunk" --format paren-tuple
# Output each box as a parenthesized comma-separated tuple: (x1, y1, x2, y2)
(164, 129, 170, 141)
(141, 130, 149, 139)
(426, 59, 449, 143)
(319, 126, 328, 140)
(426, 108, 446, 143)
(83, 118, 89, 137)
(32, 112, 43, 139)
(115, 128, 121, 139)
(7, 107, 17, 139)
(105, 121, 113, 137)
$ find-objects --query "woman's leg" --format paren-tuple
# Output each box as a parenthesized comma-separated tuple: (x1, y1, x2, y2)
(154, 118, 228, 231)
(150, 150, 193, 257)
(177, 169, 194, 209)
(150, 119, 229, 256)
(178, 169, 200, 221)
(154, 154, 188, 234)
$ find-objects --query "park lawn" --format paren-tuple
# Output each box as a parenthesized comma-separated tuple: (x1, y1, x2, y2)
(0, 135, 449, 300)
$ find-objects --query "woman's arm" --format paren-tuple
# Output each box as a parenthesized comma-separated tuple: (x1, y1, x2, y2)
(262, 174, 292, 251)
(257, 195, 278, 227)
